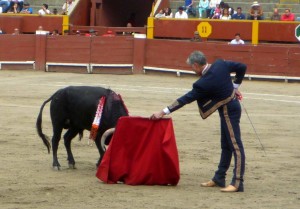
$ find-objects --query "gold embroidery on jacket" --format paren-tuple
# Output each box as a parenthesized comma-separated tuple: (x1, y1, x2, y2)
(198, 90, 235, 119)
(168, 100, 180, 111)
(203, 100, 212, 107)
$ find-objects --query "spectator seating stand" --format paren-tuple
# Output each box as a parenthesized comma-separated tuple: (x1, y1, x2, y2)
(169, 0, 300, 20)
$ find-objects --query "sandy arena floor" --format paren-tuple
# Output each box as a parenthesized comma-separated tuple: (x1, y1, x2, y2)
(0, 70, 299, 209)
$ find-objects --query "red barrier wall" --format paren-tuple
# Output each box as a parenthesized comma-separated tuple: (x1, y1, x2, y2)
(0, 35, 35, 60)
(46, 36, 91, 63)
(0, 16, 22, 34)
(144, 40, 252, 70)
(0, 35, 299, 78)
(69, 25, 147, 36)
(259, 22, 299, 42)
(287, 48, 300, 76)
(90, 36, 133, 64)
(153, 19, 300, 43)
(154, 19, 253, 41)
(0, 14, 64, 34)
(1, 15, 299, 43)
(144, 39, 300, 77)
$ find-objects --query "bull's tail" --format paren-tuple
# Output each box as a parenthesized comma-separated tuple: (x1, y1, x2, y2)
(36, 96, 53, 154)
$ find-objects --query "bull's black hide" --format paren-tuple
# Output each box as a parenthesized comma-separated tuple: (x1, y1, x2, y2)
(36, 86, 128, 170)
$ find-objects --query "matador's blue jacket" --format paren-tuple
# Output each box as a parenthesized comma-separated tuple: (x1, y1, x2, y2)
(168, 59, 247, 119)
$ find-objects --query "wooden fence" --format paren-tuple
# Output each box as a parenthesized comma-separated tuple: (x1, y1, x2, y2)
(0, 34, 299, 80)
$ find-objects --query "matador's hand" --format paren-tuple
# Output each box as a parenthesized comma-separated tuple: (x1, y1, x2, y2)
(150, 110, 165, 120)
(235, 89, 243, 100)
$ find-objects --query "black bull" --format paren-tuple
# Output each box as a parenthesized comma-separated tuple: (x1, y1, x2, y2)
(36, 86, 129, 170)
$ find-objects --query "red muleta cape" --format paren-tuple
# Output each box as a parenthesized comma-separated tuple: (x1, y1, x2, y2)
(96, 116, 180, 185)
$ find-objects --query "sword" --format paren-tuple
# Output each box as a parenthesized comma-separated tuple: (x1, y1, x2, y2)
(238, 95, 266, 155)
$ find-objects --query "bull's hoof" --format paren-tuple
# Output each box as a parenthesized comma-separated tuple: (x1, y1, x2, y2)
(68, 163, 77, 169)
(53, 166, 61, 171)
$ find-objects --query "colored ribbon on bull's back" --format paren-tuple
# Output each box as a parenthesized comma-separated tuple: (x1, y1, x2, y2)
(89, 96, 106, 142)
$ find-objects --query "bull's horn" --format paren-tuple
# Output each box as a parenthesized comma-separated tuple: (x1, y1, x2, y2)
(100, 128, 115, 151)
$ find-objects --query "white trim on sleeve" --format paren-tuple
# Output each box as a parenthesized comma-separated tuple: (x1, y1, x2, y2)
(233, 83, 240, 89)
(163, 107, 171, 115)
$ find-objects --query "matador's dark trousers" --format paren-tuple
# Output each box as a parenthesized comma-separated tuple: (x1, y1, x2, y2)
(213, 98, 245, 191)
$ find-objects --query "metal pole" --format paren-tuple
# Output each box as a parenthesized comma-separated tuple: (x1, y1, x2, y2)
(240, 100, 266, 155)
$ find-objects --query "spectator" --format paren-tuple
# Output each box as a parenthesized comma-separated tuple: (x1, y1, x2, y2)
(211, 3, 221, 19)
(198, 0, 209, 18)
(220, 7, 231, 20)
(229, 33, 245, 45)
(184, 0, 196, 17)
(38, 4, 50, 15)
(190, 31, 202, 42)
(126, 22, 133, 27)
(52, 8, 58, 15)
(164, 7, 173, 18)
(20, 3, 33, 14)
(63, 30, 70, 35)
(225, 3, 234, 16)
(232, 7, 246, 20)
(51, 29, 59, 36)
(219, 1, 226, 12)
(102, 30, 115, 37)
(175, 6, 188, 19)
(0, 27, 5, 34)
(219, 2, 234, 16)
(0, 0, 10, 13)
(62, 0, 74, 15)
(248, 1, 263, 20)
(270, 8, 281, 21)
(36, 25, 50, 35)
(123, 22, 134, 36)
(89, 29, 97, 36)
(281, 8, 295, 21)
(126, 13, 136, 27)
(7, 0, 23, 13)
(207, 0, 221, 18)
(7, 2, 18, 13)
(155, 9, 165, 18)
(12, 28, 20, 35)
